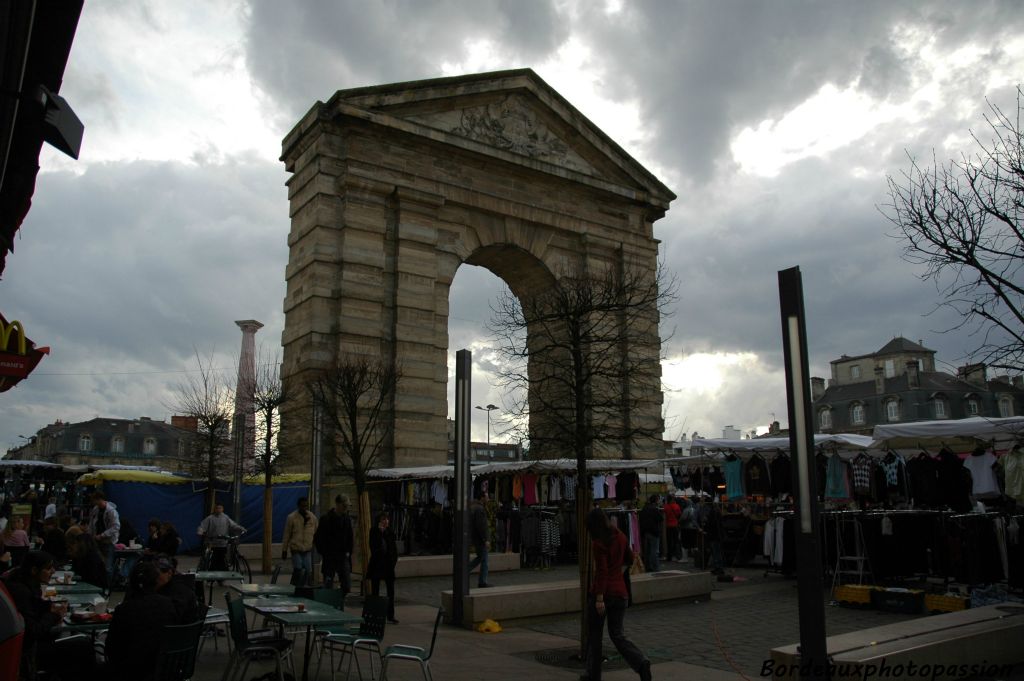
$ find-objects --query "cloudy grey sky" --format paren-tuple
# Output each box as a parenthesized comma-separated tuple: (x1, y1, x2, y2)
(2, 0, 1023, 453)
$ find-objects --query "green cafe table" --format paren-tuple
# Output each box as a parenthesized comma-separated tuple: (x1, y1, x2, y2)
(191, 570, 245, 605)
(242, 597, 359, 681)
(51, 582, 103, 595)
(229, 582, 294, 597)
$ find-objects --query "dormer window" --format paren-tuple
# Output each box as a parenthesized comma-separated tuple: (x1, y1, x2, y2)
(112, 436, 125, 453)
(886, 399, 900, 422)
(819, 408, 832, 430)
(850, 365, 861, 379)
(850, 403, 865, 425)
(78, 434, 92, 452)
(143, 437, 157, 455)
(1000, 397, 1013, 418)
(967, 399, 979, 416)
(934, 398, 947, 419)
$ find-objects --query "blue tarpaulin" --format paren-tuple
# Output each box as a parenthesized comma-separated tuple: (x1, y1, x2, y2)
(100, 479, 310, 553)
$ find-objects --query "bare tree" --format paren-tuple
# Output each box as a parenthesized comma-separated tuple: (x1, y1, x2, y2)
(168, 350, 234, 513)
(251, 350, 287, 575)
(884, 87, 1024, 373)
(307, 354, 400, 589)
(489, 261, 675, 656)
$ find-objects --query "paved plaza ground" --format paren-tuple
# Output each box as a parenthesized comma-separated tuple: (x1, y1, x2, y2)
(113, 555, 1020, 681)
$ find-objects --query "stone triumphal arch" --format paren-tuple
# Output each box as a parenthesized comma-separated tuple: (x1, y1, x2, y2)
(279, 69, 674, 468)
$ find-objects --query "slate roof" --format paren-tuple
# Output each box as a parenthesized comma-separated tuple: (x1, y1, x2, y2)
(831, 336, 935, 364)
(818, 371, 982, 403)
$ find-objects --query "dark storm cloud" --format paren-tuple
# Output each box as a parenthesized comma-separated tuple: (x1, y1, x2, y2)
(243, 0, 570, 127)
(572, 0, 1024, 182)
(0, 156, 289, 448)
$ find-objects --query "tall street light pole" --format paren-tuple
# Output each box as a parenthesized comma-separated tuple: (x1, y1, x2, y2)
(475, 404, 499, 445)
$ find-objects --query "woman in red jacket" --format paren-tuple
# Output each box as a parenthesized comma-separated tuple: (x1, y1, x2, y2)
(585, 508, 652, 681)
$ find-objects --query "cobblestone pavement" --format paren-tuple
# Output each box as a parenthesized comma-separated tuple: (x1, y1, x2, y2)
(389, 558, 932, 677)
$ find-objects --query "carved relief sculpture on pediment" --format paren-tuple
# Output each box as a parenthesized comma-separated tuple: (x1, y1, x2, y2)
(407, 93, 596, 175)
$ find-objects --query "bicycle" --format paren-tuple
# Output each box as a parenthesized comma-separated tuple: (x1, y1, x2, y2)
(199, 534, 252, 583)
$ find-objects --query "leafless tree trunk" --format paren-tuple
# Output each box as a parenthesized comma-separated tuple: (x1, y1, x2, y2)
(307, 355, 399, 591)
(251, 349, 287, 575)
(167, 349, 234, 514)
(488, 262, 675, 658)
(883, 87, 1024, 373)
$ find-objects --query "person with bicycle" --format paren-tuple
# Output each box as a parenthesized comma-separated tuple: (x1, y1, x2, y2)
(282, 497, 317, 587)
(197, 503, 244, 571)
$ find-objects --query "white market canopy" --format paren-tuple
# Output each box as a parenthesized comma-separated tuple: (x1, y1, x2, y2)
(692, 433, 874, 452)
(871, 416, 1024, 449)
(367, 457, 660, 481)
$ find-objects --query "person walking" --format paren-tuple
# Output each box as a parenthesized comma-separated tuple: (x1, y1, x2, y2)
(282, 497, 318, 587)
(662, 495, 682, 562)
(314, 495, 354, 595)
(197, 503, 244, 571)
(467, 492, 492, 587)
(638, 495, 662, 572)
(584, 508, 652, 681)
(367, 512, 399, 624)
(88, 492, 121, 582)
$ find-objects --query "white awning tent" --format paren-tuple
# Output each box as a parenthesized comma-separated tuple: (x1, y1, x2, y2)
(691, 433, 874, 459)
(871, 416, 1024, 451)
(367, 457, 661, 481)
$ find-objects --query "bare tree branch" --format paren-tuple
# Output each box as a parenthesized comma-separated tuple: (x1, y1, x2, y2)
(883, 86, 1024, 373)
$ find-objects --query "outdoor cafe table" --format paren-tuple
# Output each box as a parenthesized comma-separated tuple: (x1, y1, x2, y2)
(52, 592, 102, 608)
(51, 583, 103, 595)
(229, 582, 294, 597)
(191, 570, 245, 604)
(242, 597, 360, 681)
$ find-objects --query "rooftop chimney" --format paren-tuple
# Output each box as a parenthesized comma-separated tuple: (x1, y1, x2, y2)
(957, 363, 988, 387)
(811, 377, 825, 401)
(906, 361, 920, 389)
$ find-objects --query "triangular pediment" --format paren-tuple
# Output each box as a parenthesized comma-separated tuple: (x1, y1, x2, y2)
(403, 92, 598, 176)
(321, 69, 675, 208)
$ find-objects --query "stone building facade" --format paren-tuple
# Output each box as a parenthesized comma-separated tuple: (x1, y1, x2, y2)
(7, 416, 198, 472)
(812, 337, 1024, 434)
(278, 70, 674, 470)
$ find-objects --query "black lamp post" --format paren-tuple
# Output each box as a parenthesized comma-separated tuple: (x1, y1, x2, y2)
(475, 404, 499, 445)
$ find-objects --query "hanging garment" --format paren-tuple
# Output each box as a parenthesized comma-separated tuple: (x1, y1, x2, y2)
(851, 455, 873, 496)
(770, 455, 792, 496)
(523, 473, 539, 506)
(431, 479, 448, 506)
(564, 474, 577, 501)
(723, 457, 745, 500)
(616, 472, 639, 501)
(605, 474, 618, 499)
(936, 449, 972, 512)
(964, 450, 1001, 499)
(906, 453, 941, 507)
(539, 475, 549, 504)
(744, 454, 771, 496)
(592, 474, 606, 500)
(512, 475, 523, 500)
(1001, 447, 1024, 502)
(824, 455, 851, 501)
(549, 475, 561, 502)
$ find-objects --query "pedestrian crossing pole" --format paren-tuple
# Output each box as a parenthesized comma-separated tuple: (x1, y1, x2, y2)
(778, 267, 829, 681)
(452, 349, 472, 625)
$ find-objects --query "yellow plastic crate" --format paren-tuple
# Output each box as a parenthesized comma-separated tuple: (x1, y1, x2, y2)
(925, 593, 969, 613)
(834, 584, 878, 605)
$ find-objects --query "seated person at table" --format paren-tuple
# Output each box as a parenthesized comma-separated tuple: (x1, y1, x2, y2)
(69, 533, 109, 590)
(154, 556, 200, 623)
(38, 517, 68, 564)
(159, 522, 181, 556)
(105, 561, 178, 679)
(144, 519, 162, 554)
(1, 517, 30, 568)
(0, 551, 66, 678)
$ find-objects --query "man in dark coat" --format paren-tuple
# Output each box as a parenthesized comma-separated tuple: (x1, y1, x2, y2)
(367, 512, 399, 624)
(105, 561, 179, 680)
(314, 495, 354, 595)
(638, 495, 663, 572)
(467, 492, 492, 588)
(154, 556, 201, 624)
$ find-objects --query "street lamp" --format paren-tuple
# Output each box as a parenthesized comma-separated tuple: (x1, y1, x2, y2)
(475, 404, 499, 445)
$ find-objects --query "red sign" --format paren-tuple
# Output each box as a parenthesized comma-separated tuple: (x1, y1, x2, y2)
(0, 312, 48, 391)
